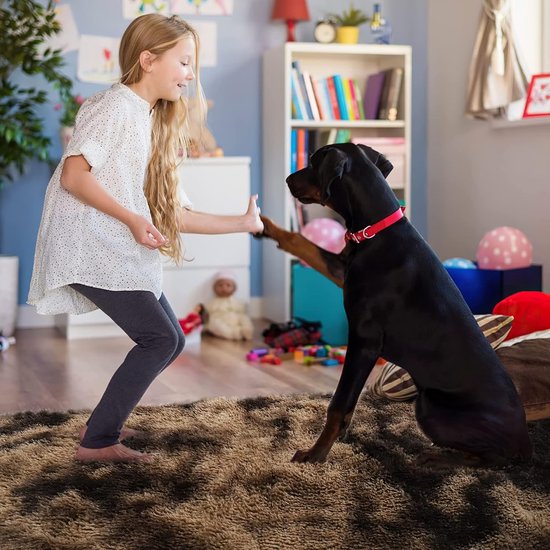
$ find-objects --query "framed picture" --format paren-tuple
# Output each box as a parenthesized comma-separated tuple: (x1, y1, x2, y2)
(522, 73, 550, 118)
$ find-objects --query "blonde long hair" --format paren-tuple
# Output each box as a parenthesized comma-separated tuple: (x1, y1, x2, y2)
(119, 14, 207, 263)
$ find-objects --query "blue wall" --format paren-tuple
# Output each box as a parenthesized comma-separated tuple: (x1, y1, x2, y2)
(0, 0, 427, 305)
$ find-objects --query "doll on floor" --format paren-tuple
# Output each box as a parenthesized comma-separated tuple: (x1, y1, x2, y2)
(204, 272, 253, 340)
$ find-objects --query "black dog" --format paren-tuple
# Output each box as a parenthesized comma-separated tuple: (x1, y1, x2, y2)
(262, 143, 532, 467)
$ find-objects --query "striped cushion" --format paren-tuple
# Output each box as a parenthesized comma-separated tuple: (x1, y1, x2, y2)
(369, 361, 417, 401)
(368, 314, 515, 402)
(474, 314, 514, 349)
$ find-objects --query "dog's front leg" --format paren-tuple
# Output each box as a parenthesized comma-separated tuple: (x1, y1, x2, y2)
(291, 346, 378, 464)
(260, 215, 345, 287)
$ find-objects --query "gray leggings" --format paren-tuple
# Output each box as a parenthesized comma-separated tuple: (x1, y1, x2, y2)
(71, 284, 185, 449)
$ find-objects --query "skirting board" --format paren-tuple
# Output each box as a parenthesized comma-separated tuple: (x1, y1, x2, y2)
(16, 298, 264, 337)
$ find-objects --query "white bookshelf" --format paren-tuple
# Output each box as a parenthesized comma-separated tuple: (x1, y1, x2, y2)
(262, 42, 412, 322)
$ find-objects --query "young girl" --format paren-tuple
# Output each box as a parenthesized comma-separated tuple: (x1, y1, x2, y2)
(28, 14, 263, 463)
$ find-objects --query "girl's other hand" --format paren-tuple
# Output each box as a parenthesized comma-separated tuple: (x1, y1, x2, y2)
(245, 194, 264, 234)
(127, 213, 166, 249)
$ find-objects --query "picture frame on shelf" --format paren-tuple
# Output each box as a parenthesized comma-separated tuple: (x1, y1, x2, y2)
(522, 73, 550, 118)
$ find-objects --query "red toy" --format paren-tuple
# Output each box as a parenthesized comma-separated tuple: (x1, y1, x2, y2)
(179, 303, 206, 335)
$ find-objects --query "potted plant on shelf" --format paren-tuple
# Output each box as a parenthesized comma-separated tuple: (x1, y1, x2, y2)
(329, 3, 370, 45)
(0, 0, 71, 336)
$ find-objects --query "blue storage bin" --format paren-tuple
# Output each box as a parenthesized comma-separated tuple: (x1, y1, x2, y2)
(445, 264, 542, 314)
(291, 262, 348, 345)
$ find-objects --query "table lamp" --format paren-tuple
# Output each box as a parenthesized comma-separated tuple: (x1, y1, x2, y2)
(271, 0, 310, 42)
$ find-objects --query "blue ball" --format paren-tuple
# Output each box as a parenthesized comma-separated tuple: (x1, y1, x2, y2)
(443, 257, 476, 269)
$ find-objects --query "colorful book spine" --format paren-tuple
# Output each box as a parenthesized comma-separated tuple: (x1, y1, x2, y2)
(302, 71, 320, 121)
(353, 79, 365, 119)
(297, 129, 306, 170)
(291, 68, 309, 120)
(346, 78, 361, 120)
(311, 76, 330, 120)
(290, 74, 304, 119)
(290, 129, 297, 173)
(326, 77, 341, 119)
(332, 74, 349, 120)
(321, 78, 335, 119)
(292, 61, 313, 120)
(342, 78, 355, 120)
(364, 71, 386, 119)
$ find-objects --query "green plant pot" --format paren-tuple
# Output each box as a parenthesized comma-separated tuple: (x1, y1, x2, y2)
(336, 26, 360, 44)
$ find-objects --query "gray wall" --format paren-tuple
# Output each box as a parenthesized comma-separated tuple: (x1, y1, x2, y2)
(428, 0, 550, 291)
(0, 0, 428, 305)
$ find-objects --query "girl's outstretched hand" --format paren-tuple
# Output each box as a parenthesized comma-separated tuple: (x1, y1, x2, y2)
(245, 194, 264, 234)
(127, 213, 167, 250)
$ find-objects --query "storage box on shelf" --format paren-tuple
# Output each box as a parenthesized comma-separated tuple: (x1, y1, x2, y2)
(262, 42, 412, 322)
(56, 157, 251, 339)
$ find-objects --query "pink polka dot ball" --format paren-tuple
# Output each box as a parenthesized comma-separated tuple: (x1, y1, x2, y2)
(301, 218, 346, 257)
(476, 226, 533, 270)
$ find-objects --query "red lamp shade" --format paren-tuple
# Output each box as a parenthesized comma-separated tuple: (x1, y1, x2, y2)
(271, 0, 310, 42)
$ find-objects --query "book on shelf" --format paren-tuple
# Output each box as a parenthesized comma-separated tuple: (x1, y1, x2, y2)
(290, 129, 297, 173)
(363, 71, 386, 119)
(311, 76, 331, 120)
(325, 77, 341, 119)
(296, 129, 307, 170)
(302, 71, 321, 121)
(291, 61, 313, 120)
(378, 68, 403, 121)
(353, 80, 365, 119)
(290, 68, 308, 120)
(290, 73, 304, 120)
(342, 78, 356, 120)
(346, 78, 361, 120)
(332, 74, 349, 120)
(320, 79, 335, 119)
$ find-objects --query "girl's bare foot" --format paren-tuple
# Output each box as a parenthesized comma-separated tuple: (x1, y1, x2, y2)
(79, 425, 145, 443)
(75, 443, 154, 463)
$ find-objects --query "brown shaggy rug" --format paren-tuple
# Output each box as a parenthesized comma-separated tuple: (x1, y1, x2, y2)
(1, 394, 549, 550)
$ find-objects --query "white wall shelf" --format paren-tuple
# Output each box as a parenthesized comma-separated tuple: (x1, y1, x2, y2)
(289, 120, 406, 129)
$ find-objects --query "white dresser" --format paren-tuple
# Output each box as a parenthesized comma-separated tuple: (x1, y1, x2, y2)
(56, 156, 251, 339)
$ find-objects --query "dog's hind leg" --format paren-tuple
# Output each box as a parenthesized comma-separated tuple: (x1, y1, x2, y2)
(415, 389, 532, 469)
(292, 342, 379, 464)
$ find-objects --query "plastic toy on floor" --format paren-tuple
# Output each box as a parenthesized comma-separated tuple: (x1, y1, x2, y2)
(204, 271, 253, 341)
(179, 303, 206, 335)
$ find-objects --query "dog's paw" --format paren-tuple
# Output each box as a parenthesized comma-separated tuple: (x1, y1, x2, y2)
(291, 448, 328, 464)
(259, 215, 281, 239)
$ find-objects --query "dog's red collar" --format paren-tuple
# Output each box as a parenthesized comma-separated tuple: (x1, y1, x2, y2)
(345, 207, 405, 243)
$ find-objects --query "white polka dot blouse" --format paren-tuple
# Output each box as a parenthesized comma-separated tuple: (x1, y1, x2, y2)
(28, 83, 189, 315)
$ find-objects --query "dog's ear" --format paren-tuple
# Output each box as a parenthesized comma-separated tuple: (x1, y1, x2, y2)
(315, 147, 349, 205)
(356, 144, 394, 178)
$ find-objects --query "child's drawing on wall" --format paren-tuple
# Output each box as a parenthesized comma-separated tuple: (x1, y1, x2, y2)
(123, 0, 169, 19)
(77, 35, 121, 84)
(171, 0, 233, 16)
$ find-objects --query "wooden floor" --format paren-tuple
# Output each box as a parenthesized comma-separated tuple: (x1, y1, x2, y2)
(0, 323, 342, 415)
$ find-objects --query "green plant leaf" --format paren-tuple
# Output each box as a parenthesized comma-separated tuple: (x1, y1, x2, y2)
(0, 0, 67, 187)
